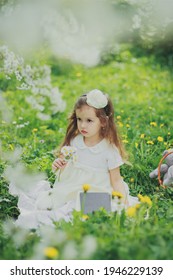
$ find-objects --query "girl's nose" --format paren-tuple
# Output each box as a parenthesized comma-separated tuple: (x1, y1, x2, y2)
(81, 122, 85, 128)
(81, 122, 86, 128)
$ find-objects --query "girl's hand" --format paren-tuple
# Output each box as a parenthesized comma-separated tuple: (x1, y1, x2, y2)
(52, 158, 67, 171)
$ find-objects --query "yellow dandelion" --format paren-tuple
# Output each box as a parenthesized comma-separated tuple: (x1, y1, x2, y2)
(82, 214, 89, 220)
(137, 194, 143, 200)
(45, 129, 54, 135)
(168, 132, 171, 136)
(126, 124, 130, 128)
(140, 134, 145, 139)
(142, 196, 152, 206)
(138, 194, 152, 206)
(157, 136, 163, 142)
(150, 122, 157, 127)
(44, 247, 59, 259)
(76, 72, 82, 77)
(122, 139, 129, 144)
(160, 124, 164, 128)
(116, 115, 121, 120)
(147, 140, 154, 145)
(117, 121, 123, 127)
(134, 203, 140, 209)
(112, 191, 123, 199)
(130, 178, 134, 183)
(135, 142, 139, 148)
(82, 184, 91, 192)
(32, 128, 38, 133)
(126, 206, 136, 217)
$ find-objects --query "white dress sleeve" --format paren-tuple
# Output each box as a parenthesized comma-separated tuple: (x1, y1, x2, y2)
(107, 145, 124, 170)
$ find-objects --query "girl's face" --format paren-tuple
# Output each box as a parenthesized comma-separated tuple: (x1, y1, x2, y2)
(76, 105, 103, 142)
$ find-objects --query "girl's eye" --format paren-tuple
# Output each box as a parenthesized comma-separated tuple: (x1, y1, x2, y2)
(77, 118, 81, 121)
(87, 119, 93, 123)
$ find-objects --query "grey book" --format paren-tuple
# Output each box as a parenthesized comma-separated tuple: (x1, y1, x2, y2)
(80, 192, 111, 214)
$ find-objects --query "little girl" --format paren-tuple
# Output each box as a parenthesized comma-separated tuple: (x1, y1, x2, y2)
(10, 89, 138, 229)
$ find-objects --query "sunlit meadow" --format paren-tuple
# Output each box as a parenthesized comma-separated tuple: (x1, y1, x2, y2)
(0, 0, 173, 260)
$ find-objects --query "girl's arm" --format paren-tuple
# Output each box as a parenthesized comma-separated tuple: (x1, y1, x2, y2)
(109, 167, 129, 206)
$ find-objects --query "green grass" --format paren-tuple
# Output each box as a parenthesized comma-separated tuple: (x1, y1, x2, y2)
(0, 46, 173, 259)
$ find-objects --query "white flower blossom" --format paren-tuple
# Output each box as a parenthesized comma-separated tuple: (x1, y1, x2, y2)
(0, 45, 66, 119)
(4, 162, 47, 193)
(62, 241, 78, 260)
(37, 112, 51, 121)
(0, 92, 13, 122)
(61, 146, 77, 163)
(81, 235, 97, 259)
(132, 15, 141, 29)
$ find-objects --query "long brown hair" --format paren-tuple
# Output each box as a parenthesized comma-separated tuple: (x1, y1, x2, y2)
(60, 93, 127, 160)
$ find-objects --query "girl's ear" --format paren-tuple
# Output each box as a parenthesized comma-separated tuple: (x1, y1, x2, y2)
(101, 120, 106, 128)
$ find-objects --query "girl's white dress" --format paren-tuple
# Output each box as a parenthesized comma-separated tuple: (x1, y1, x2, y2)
(9, 134, 138, 229)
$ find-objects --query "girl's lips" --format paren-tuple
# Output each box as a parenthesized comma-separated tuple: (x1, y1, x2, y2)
(81, 130, 87, 134)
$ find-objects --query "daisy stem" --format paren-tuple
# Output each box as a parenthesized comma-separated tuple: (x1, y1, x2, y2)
(58, 169, 61, 182)
(47, 172, 55, 181)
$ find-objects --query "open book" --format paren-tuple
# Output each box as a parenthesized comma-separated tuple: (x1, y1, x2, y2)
(80, 192, 111, 214)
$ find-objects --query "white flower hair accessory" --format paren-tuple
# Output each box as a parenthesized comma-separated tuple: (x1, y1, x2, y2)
(86, 89, 108, 109)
